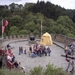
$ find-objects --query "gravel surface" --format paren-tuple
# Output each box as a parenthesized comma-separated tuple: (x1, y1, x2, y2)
(2, 39, 75, 73)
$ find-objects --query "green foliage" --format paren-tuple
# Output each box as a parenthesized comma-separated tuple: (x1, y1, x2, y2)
(24, 21, 35, 33)
(0, 64, 70, 75)
(0, 69, 5, 75)
(29, 66, 43, 75)
(44, 63, 68, 75)
(66, 33, 75, 38)
(56, 16, 75, 36)
(19, 30, 29, 35)
(9, 26, 19, 35)
(33, 29, 40, 35)
(9, 15, 23, 29)
(0, 1, 75, 38)
(28, 1, 68, 20)
(28, 63, 69, 75)
(2, 69, 24, 75)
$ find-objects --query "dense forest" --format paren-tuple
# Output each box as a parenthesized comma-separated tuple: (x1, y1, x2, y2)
(0, 1, 75, 38)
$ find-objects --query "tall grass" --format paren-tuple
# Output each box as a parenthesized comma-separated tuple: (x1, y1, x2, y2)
(0, 69, 24, 75)
(29, 65, 43, 75)
(0, 69, 4, 75)
(44, 63, 68, 75)
(28, 63, 69, 75)
(0, 63, 71, 75)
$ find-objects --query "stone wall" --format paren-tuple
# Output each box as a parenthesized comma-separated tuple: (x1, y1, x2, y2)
(4, 35, 29, 40)
(51, 34, 75, 45)
(0, 34, 75, 48)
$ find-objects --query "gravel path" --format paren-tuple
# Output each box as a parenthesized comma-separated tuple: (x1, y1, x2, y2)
(2, 39, 75, 73)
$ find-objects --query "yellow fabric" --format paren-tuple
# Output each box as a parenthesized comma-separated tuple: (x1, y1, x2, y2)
(40, 32, 53, 46)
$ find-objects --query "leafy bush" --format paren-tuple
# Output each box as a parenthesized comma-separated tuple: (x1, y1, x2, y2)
(0, 69, 24, 75)
(28, 63, 69, 75)
(44, 63, 68, 75)
(0, 64, 70, 75)
(66, 33, 75, 38)
(29, 66, 43, 75)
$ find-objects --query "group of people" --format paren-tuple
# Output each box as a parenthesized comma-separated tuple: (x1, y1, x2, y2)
(64, 42, 75, 55)
(6, 44, 25, 73)
(28, 43, 51, 58)
(64, 42, 75, 73)
(18, 43, 51, 58)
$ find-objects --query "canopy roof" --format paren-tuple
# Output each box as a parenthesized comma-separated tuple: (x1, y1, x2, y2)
(40, 32, 53, 46)
(43, 32, 51, 36)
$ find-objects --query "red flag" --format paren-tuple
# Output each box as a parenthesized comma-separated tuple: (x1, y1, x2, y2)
(5, 20, 8, 26)
(2, 19, 9, 33)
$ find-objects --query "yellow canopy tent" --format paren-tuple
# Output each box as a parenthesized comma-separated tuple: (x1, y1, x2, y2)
(40, 32, 53, 46)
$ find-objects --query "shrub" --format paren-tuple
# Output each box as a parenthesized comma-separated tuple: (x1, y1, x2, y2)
(28, 63, 69, 75)
(0, 63, 70, 75)
(29, 65, 43, 75)
(44, 63, 69, 75)
(0, 69, 24, 75)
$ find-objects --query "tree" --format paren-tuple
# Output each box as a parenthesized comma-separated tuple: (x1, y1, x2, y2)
(72, 14, 75, 23)
(9, 26, 19, 35)
(19, 30, 29, 35)
(33, 29, 40, 35)
(56, 16, 75, 35)
(9, 15, 23, 29)
(24, 21, 35, 33)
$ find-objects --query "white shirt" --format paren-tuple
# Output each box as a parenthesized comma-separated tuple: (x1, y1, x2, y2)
(7, 55, 12, 61)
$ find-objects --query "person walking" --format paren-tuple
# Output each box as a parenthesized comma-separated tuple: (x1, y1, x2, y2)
(70, 60, 74, 74)
(66, 58, 74, 74)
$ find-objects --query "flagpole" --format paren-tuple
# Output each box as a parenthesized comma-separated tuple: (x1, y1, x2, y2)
(2, 19, 3, 43)
(41, 20, 42, 37)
